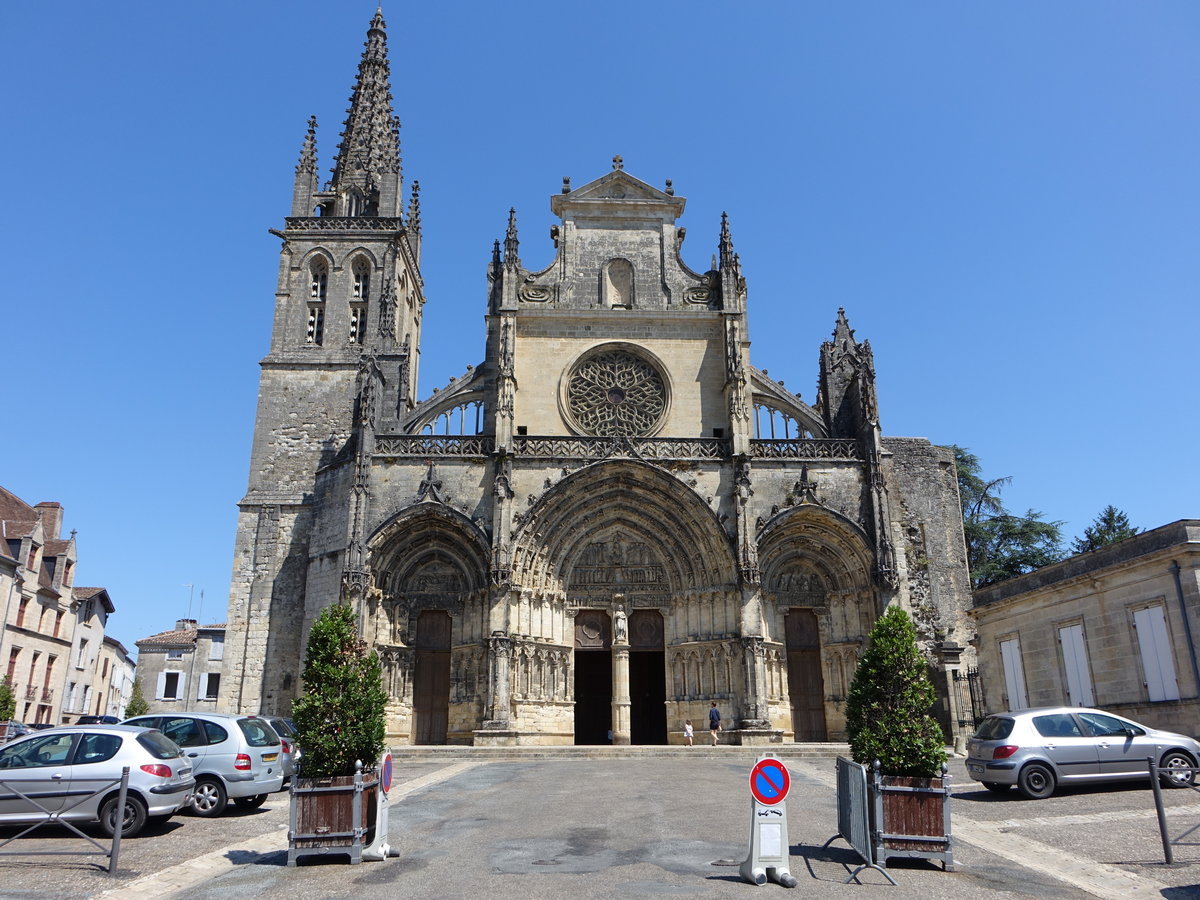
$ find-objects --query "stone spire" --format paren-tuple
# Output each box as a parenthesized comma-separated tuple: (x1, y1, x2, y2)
(406, 179, 422, 261)
(290, 116, 319, 216)
(718, 211, 735, 268)
(329, 8, 403, 216)
(504, 208, 520, 270)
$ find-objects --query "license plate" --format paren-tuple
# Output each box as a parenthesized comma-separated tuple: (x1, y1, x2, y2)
(968, 763, 983, 774)
(262, 753, 278, 762)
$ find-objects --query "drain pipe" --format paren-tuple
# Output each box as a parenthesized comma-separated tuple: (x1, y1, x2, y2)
(1170, 561, 1200, 699)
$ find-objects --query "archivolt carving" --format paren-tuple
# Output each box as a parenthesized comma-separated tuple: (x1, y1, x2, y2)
(511, 460, 737, 595)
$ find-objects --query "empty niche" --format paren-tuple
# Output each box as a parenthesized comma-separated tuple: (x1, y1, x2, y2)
(603, 258, 634, 309)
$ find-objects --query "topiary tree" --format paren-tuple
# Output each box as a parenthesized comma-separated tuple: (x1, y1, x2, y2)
(845, 606, 947, 778)
(0, 679, 15, 722)
(291, 604, 387, 779)
(124, 678, 149, 718)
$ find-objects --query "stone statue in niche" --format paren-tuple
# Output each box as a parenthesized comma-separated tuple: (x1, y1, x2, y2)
(613, 603, 628, 644)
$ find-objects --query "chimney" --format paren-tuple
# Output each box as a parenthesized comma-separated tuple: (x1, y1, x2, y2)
(175, 618, 198, 632)
(35, 502, 64, 540)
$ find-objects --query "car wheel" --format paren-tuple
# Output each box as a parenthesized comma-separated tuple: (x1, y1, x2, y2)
(190, 778, 229, 817)
(1017, 763, 1055, 799)
(982, 782, 1011, 794)
(234, 793, 268, 810)
(99, 794, 148, 838)
(1160, 751, 1196, 788)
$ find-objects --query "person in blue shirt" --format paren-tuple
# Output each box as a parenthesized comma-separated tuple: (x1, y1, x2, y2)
(708, 702, 721, 746)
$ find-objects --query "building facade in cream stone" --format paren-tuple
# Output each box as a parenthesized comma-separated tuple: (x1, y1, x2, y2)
(220, 11, 976, 745)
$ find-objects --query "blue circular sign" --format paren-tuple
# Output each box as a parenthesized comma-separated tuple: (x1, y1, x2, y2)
(749, 758, 790, 805)
(381, 753, 393, 794)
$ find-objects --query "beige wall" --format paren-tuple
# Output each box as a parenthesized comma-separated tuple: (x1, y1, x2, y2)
(972, 521, 1200, 736)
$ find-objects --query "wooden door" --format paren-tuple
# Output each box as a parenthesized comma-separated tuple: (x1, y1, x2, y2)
(785, 609, 827, 741)
(413, 610, 451, 744)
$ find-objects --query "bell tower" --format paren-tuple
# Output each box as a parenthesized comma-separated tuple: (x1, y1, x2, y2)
(221, 9, 424, 714)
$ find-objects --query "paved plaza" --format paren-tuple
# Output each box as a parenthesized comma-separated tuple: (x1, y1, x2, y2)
(0, 756, 1197, 898)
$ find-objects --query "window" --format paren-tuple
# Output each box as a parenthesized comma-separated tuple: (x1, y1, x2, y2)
(76, 639, 88, 668)
(209, 635, 225, 661)
(167, 649, 184, 660)
(203, 721, 229, 745)
(1133, 604, 1181, 701)
(1057, 624, 1094, 706)
(203, 673, 220, 700)
(159, 717, 203, 747)
(307, 260, 328, 345)
(352, 261, 370, 300)
(53, 611, 63, 638)
(101, 658, 109, 679)
(161, 672, 180, 700)
(75, 733, 121, 765)
(16, 598, 28, 628)
(0, 733, 75, 769)
(6, 649, 18, 682)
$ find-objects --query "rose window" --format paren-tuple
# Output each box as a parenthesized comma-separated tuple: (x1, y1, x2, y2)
(566, 349, 667, 436)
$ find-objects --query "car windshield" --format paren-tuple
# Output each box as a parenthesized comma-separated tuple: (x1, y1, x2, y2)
(238, 718, 279, 747)
(974, 716, 1015, 740)
(137, 731, 184, 759)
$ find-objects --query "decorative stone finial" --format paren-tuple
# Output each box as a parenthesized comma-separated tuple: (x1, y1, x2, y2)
(665, 178, 674, 196)
(612, 154, 624, 171)
(562, 176, 571, 194)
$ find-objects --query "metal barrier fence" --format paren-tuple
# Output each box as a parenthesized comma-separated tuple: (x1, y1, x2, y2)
(0, 766, 129, 873)
(822, 757, 897, 885)
(1148, 756, 1200, 865)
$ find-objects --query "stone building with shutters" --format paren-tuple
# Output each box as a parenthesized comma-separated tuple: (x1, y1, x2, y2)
(971, 520, 1200, 736)
(219, 10, 975, 745)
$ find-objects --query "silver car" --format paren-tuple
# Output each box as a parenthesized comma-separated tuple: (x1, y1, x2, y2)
(123, 713, 284, 816)
(261, 716, 299, 781)
(967, 707, 1200, 799)
(0, 725, 194, 836)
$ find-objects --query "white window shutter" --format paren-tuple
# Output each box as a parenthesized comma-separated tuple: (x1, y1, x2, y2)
(155, 672, 166, 700)
(197, 673, 209, 701)
(1058, 624, 1095, 706)
(1134, 606, 1181, 701)
(999, 638, 1028, 710)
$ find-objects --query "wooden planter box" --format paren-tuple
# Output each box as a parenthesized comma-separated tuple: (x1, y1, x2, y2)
(868, 761, 954, 870)
(288, 765, 378, 865)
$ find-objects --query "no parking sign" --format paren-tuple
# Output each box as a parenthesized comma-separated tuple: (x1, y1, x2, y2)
(749, 758, 790, 806)
(741, 756, 797, 888)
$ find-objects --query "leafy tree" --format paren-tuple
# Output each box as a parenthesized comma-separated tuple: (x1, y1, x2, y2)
(845, 606, 947, 777)
(291, 604, 387, 779)
(0, 679, 15, 722)
(124, 678, 150, 718)
(1071, 505, 1140, 555)
(953, 446, 1064, 588)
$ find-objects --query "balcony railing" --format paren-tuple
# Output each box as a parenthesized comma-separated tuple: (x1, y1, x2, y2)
(749, 438, 860, 460)
(23, 685, 36, 701)
(513, 435, 729, 460)
(374, 435, 494, 457)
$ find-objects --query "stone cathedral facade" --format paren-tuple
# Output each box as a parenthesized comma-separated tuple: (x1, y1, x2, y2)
(220, 11, 976, 746)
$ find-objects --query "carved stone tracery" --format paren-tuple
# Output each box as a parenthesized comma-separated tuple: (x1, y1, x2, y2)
(566, 348, 667, 437)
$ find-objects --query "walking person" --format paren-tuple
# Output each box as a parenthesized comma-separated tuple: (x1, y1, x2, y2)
(708, 702, 721, 746)
(683, 720, 694, 747)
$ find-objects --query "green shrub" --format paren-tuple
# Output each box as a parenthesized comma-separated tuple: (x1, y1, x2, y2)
(0, 679, 14, 723)
(845, 606, 947, 778)
(291, 604, 387, 778)
(124, 678, 150, 718)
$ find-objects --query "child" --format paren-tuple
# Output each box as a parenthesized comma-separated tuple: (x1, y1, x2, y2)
(683, 720, 694, 747)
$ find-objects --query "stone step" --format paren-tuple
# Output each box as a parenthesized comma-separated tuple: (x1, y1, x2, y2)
(386, 742, 850, 762)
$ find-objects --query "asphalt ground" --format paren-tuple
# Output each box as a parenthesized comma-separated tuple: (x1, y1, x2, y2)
(0, 757, 1198, 898)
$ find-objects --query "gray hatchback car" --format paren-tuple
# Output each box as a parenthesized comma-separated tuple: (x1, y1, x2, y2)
(123, 713, 284, 816)
(967, 707, 1200, 799)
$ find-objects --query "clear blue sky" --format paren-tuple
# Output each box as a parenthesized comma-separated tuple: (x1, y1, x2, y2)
(2, 2, 1196, 655)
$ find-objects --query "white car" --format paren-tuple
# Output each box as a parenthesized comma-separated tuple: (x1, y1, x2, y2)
(967, 707, 1200, 799)
(0, 725, 194, 836)
(123, 714, 284, 816)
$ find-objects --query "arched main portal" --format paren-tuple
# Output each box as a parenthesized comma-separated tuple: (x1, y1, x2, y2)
(368, 503, 490, 745)
(758, 505, 877, 742)
(513, 460, 739, 745)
